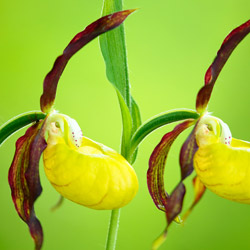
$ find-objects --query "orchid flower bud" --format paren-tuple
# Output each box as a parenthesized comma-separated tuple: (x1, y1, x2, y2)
(194, 115, 250, 204)
(43, 113, 138, 210)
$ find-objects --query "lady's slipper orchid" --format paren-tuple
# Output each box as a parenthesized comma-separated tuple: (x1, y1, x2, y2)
(194, 114, 250, 204)
(3, 10, 138, 250)
(44, 112, 138, 210)
(148, 19, 250, 249)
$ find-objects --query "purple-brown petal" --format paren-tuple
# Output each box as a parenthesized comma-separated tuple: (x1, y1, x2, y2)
(40, 9, 136, 113)
(151, 183, 186, 250)
(165, 182, 186, 224)
(179, 125, 198, 180)
(196, 19, 250, 113)
(8, 120, 47, 250)
(147, 119, 195, 212)
(182, 176, 206, 222)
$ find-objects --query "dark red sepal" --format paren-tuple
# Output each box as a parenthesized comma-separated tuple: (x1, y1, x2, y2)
(147, 119, 194, 212)
(179, 125, 198, 180)
(166, 182, 186, 224)
(40, 9, 136, 113)
(196, 19, 250, 113)
(8, 120, 47, 250)
(151, 183, 186, 250)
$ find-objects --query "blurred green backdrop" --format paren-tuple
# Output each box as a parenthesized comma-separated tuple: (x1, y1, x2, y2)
(1, 0, 250, 249)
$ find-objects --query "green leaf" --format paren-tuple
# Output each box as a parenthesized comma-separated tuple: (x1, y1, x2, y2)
(99, 0, 141, 157)
(116, 91, 132, 157)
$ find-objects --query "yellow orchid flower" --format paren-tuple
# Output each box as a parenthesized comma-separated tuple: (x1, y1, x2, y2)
(194, 114, 250, 204)
(43, 113, 138, 210)
(0, 10, 137, 250)
(147, 19, 250, 249)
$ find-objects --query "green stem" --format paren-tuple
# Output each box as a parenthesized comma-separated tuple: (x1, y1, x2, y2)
(0, 111, 46, 146)
(129, 109, 199, 160)
(105, 98, 129, 250)
(105, 209, 121, 250)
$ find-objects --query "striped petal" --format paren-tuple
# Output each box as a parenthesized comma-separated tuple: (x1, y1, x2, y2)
(8, 120, 47, 250)
(148, 120, 195, 250)
(148, 119, 195, 212)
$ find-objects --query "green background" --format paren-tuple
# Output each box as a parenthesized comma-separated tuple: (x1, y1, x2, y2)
(1, 0, 250, 249)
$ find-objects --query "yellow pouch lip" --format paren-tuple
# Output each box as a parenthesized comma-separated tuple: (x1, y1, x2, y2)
(43, 112, 139, 210)
(230, 138, 250, 149)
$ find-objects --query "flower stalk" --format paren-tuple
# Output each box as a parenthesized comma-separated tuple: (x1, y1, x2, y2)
(129, 109, 200, 162)
(106, 208, 121, 250)
(0, 111, 46, 146)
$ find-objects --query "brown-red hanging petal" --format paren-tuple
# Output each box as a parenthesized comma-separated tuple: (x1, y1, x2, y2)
(179, 124, 198, 180)
(165, 182, 186, 224)
(147, 119, 195, 212)
(8, 120, 47, 250)
(196, 19, 250, 113)
(40, 9, 136, 113)
(151, 182, 186, 250)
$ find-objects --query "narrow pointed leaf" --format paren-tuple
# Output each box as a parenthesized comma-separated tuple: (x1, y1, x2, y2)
(8, 120, 47, 249)
(100, 1, 132, 107)
(179, 125, 198, 180)
(196, 19, 250, 113)
(40, 9, 135, 113)
(116, 91, 133, 158)
(183, 176, 206, 222)
(100, 1, 141, 155)
(148, 119, 195, 212)
(130, 98, 141, 163)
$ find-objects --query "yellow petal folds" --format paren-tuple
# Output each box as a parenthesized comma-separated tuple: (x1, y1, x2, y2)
(194, 115, 250, 204)
(43, 113, 138, 210)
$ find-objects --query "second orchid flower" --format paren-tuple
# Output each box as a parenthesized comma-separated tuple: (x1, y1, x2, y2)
(148, 19, 250, 249)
